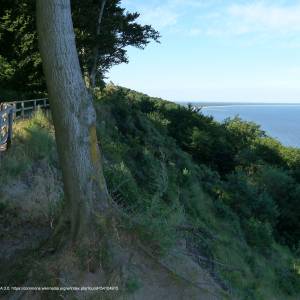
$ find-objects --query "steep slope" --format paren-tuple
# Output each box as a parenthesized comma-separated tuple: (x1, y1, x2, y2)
(0, 86, 299, 299)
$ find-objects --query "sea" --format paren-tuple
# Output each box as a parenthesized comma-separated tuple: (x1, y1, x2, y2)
(196, 104, 300, 148)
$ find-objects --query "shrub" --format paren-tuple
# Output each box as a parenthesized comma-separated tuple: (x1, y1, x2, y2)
(129, 197, 184, 254)
(276, 266, 300, 295)
(244, 218, 273, 253)
(0, 148, 31, 181)
(105, 161, 140, 206)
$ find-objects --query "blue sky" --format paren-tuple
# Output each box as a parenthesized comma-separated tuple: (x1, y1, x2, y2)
(108, 0, 300, 103)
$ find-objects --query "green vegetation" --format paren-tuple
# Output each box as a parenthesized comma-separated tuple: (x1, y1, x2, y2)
(2, 1, 298, 298)
(0, 0, 159, 98)
(94, 86, 300, 299)
(1, 86, 300, 299)
(0, 109, 56, 183)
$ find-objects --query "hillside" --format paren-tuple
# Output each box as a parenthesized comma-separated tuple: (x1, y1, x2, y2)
(0, 85, 300, 299)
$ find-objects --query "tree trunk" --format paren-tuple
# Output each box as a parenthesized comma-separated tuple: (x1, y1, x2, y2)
(36, 0, 109, 242)
(89, 0, 107, 88)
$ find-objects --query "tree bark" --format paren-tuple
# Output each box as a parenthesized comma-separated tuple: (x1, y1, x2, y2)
(36, 0, 109, 242)
(89, 0, 107, 88)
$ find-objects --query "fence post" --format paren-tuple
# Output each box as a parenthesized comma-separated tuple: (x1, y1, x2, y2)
(7, 108, 13, 149)
(21, 101, 25, 118)
(13, 102, 16, 120)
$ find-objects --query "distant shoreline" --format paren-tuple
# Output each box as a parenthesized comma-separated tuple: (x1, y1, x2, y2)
(177, 102, 300, 108)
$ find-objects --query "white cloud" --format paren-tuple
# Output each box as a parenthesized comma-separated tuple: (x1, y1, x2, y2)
(228, 2, 300, 33)
(138, 7, 179, 29)
(185, 1, 300, 43)
(125, 0, 300, 43)
(123, 0, 219, 29)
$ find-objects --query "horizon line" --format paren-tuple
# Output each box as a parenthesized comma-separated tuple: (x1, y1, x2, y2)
(175, 101, 300, 105)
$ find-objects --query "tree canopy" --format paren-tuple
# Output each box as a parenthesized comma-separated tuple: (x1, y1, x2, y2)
(0, 0, 159, 99)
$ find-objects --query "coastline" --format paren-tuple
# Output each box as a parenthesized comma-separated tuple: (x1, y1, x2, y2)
(177, 102, 300, 108)
(201, 104, 300, 149)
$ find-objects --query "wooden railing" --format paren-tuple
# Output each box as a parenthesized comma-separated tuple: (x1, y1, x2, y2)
(0, 105, 14, 152)
(0, 98, 49, 152)
(9, 98, 49, 119)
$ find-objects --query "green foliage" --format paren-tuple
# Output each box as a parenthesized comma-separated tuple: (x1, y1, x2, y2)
(104, 161, 140, 206)
(224, 116, 265, 149)
(73, 0, 160, 82)
(244, 218, 274, 253)
(125, 276, 142, 294)
(2, 87, 300, 299)
(94, 86, 300, 298)
(222, 171, 279, 225)
(0, 0, 159, 96)
(0, 0, 44, 98)
(0, 110, 55, 182)
(276, 266, 300, 295)
(0, 148, 31, 181)
(254, 166, 300, 246)
(21, 110, 56, 162)
(131, 197, 184, 255)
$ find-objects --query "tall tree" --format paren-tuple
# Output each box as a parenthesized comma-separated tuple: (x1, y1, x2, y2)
(36, 0, 109, 242)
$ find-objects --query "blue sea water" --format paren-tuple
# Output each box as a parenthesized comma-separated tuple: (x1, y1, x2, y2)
(201, 105, 300, 148)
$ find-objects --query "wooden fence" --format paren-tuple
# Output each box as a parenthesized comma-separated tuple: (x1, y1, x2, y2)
(9, 98, 49, 119)
(0, 98, 49, 152)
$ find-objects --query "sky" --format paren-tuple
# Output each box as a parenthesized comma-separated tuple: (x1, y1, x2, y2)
(108, 0, 300, 103)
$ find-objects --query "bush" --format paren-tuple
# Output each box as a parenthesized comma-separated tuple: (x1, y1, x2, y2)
(24, 110, 56, 162)
(222, 171, 278, 225)
(255, 166, 300, 246)
(244, 218, 273, 253)
(0, 148, 31, 181)
(276, 266, 300, 295)
(128, 197, 184, 255)
(105, 161, 140, 206)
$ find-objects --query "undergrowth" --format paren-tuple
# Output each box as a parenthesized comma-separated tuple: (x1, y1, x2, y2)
(0, 86, 299, 299)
